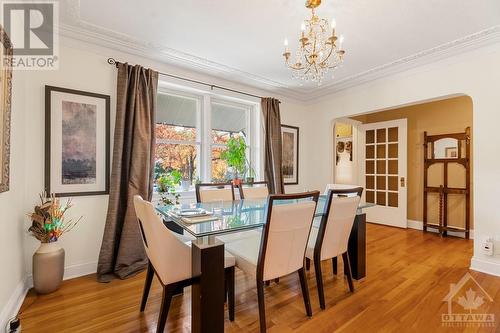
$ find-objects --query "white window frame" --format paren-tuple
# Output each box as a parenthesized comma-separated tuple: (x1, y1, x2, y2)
(155, 85, 261, 192)
(156, 89, 203, 182)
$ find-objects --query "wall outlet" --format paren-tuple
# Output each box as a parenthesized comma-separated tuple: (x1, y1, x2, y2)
(482, 239, 494, 256)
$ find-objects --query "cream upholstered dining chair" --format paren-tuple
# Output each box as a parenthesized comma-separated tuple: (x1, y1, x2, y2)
(195, 182, 235, 203)
(305, 187, 362, 309)
(237, 181, 269, 199)
(324, 183, 362, 195)
(133, 196, 236, 332)
(225, 191, 320, 333)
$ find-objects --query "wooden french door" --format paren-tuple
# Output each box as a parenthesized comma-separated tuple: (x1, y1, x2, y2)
(359, 119, 407, 228)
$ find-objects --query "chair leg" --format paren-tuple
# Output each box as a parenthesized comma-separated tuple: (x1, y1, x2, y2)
(342, 252, 355, 292)
(314, 256, 326, 310)
(225, 267, 235, 321)
(140, 261, 154, 312)
(305, 258, 311, 271)
(332, 256, 337, 276)
(298, 268, 312, 317)
(157, 284, 175, 333)
(256, 279, 267, 333)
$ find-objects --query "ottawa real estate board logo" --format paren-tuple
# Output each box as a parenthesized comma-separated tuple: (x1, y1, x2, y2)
(1, 1, 59, 70)
(442, 272, 495, 327)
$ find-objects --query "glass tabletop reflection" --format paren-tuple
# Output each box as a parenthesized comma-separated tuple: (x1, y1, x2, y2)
(155, 195, 374, 238)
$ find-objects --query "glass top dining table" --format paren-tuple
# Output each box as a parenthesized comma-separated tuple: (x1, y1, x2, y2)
(156, 195, 375, 238)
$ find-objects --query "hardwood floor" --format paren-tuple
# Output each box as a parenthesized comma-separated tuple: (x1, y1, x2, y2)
(19, 224, 500, 332)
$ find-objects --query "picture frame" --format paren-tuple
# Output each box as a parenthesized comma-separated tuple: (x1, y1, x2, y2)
(281, 124, 299, 185)
(45, 86, 110, 196)
(445, 147, 458, 158)
(0, 25, 13, 193)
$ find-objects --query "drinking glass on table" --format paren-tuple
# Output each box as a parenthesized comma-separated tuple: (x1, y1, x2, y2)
(212, 200, 224, 218)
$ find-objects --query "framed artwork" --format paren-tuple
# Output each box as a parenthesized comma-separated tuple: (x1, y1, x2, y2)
(0, 25, 13, 193)
(445, 147, 458, 158)
(45, 86, 110, 196)
(281, 125, 299, 185)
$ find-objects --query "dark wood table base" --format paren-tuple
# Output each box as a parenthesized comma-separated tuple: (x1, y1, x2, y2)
(347, 213, 366, 280)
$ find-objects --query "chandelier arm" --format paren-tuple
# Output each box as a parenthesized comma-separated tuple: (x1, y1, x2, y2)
(319, 44, 335, 67)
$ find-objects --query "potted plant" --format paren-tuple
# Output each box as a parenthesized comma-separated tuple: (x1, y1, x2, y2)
(157, 169, 182, 205)
(27, 193, 82, 294)
(221, 137, 247, 186)
(245, 160, 256, 185)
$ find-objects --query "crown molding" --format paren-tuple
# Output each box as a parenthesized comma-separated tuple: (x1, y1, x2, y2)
(301, 25, 500, 101)
(58, 1, 500, 102)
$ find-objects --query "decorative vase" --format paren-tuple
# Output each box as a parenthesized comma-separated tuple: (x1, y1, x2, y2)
(33, 242, 65, 294)
(232, 178, 242, 187)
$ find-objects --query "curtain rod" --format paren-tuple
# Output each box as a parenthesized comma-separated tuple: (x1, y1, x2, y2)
(107, 57, 278, 102)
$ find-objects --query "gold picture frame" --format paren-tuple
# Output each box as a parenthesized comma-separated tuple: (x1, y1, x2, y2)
(0, 25, 12, 193)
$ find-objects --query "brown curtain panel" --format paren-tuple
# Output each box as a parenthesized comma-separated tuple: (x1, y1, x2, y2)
(97, 63, 158, 282)
(261, 97, 284, 194)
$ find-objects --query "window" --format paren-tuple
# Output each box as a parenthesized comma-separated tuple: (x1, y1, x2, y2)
(155, 89, 260, 189)
(155, 92, 200, 184)
(211, 100, 249, 182)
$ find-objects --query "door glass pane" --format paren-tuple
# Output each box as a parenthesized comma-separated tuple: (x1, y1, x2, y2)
(388, 160, 398, 174)
(388, 192, 398, 207)
(366, 190, 374, 203)
(366, 145, 374, 159)
(388, 176, 398, 191)
(377, 129, 386, 143)
(376, 160, 386, 174)
(388, 127, 398, 142)
(366, 176, 375, 189)
(366, 160, 375, 174)
(388, 143, 398, 158)
(376, 191, 386, 205)
(366, 130, 375, 144)
(376, 145, 386, 158)
(376, 176, 386, 190)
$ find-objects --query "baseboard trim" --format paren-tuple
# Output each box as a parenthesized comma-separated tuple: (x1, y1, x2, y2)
(26, 261, 98, 289)
(407, 219, 474, 239)
(0, 277, 30, 331)
(471, 257, 500, 277)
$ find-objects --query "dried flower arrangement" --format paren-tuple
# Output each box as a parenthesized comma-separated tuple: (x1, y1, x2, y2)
(27, 192, 83, 243)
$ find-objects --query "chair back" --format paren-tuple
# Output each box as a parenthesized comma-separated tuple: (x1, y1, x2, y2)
(324, 183, 361, 195)
(238, 181, 269, 199)
(133, 195, 192, 285)
(195, 182, 235, 203)
(257, 191, 319, 281)
(315, 188, 362, 260)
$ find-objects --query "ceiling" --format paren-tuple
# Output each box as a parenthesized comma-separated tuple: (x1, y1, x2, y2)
(60, 0, 500, 101)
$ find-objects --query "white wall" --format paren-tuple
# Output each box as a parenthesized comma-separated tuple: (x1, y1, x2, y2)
(15, 38, 314, 283)
(0, 71, 28, 329)
(310, 42, 500, 276)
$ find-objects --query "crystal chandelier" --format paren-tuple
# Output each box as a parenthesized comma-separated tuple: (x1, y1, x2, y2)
(282, 0, 345, 84)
